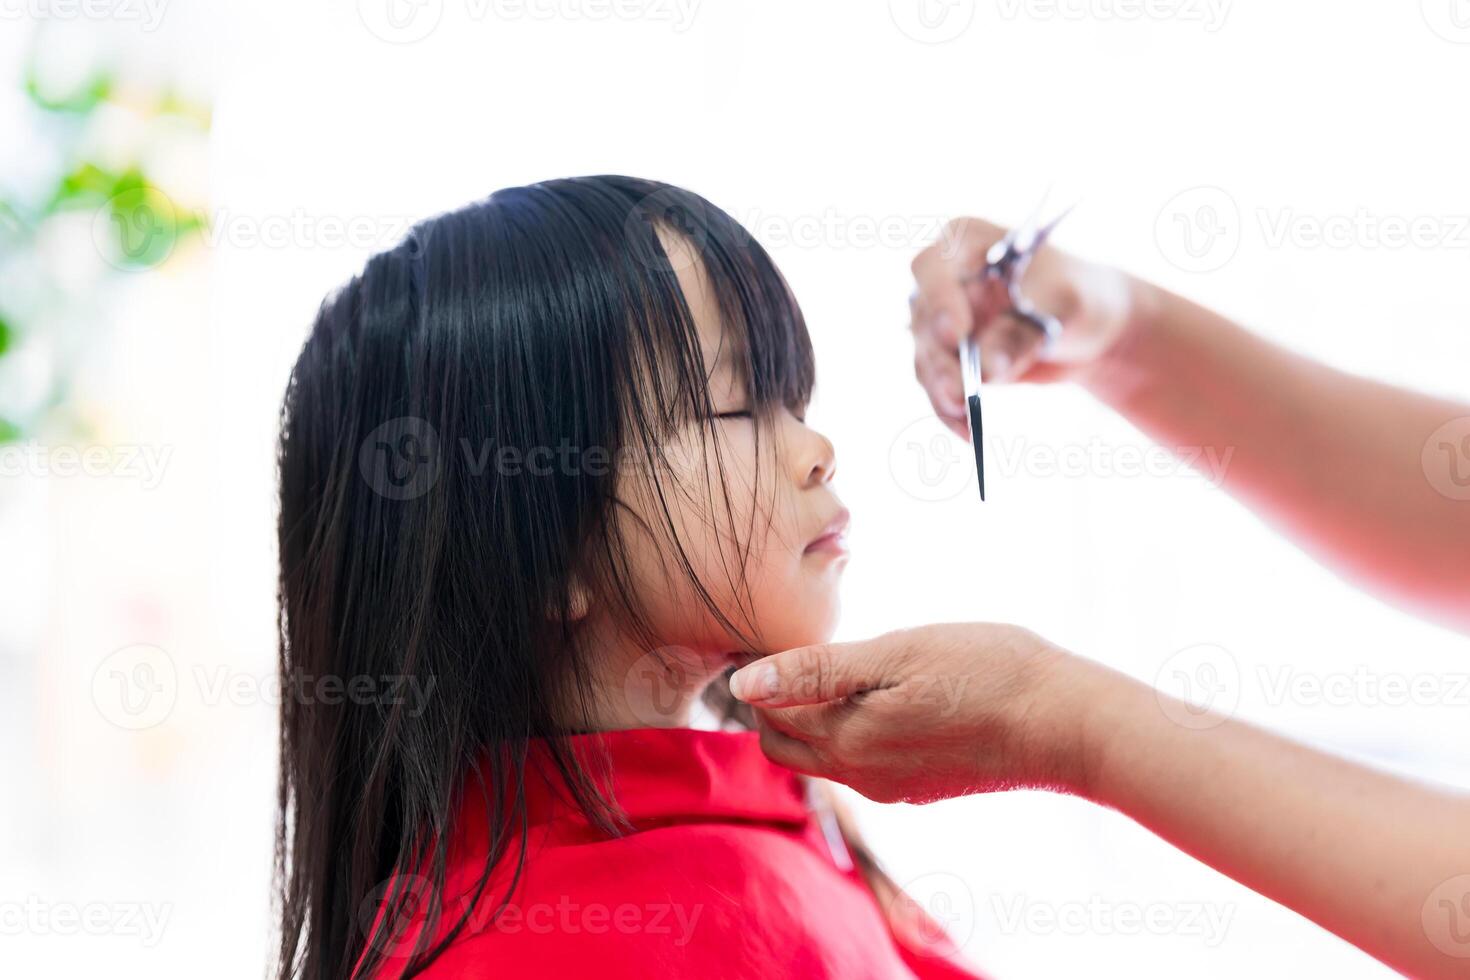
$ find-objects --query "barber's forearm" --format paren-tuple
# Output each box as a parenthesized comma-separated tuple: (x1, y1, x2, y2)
(1081, 282, 1470, 633)
(1079, 667, 1470, 979)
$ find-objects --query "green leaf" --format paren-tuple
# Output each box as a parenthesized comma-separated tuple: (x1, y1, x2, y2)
(43, 161, 120, 215)
(23, 71, 113, 115)
(0, 315, 12, 358)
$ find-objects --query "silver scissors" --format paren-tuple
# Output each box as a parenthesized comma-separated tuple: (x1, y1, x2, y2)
(958, 198, 1074, 501)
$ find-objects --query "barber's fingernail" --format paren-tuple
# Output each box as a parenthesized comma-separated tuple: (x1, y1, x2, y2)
(731, 664, 779, 702)
(985, 352, 1011, 381)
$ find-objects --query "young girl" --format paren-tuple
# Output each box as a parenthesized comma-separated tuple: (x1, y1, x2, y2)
(273, 176, 985, 979)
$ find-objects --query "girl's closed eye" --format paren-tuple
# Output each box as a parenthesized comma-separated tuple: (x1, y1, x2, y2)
(711, 407, 808, 423)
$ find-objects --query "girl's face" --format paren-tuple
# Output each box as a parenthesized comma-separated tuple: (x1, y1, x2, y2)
(578, 233, 848, 727)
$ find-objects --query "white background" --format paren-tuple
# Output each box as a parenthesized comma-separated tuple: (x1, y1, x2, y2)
(3, 1, 1469, 977)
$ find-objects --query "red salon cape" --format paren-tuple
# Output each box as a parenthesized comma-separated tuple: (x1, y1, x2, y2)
(366, 727, 987, 979)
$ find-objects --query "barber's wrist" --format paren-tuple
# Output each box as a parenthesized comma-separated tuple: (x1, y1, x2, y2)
(1047, 654, 1154, 804)
(1012, 645, 1128, 799)
(1076, 274, 1167, 409)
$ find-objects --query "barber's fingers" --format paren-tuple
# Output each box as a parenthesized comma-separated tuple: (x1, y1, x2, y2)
(915, 303, 1046, 427)
(912, 226, 1041, 423)
(729, 638, 902, 708)
(752, 701, 866, 775)
(909, 217, 1007, 348)
(756, 700, 848, 742)
(753, 713, 826, 776)
(914, 334, 967, 439)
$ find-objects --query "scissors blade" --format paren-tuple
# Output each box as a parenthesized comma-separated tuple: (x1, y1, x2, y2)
(959, 333, 985, 501)
(1027, 200, 1076, 251)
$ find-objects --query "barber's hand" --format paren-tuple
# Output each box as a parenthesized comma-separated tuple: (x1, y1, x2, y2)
(728, 623, 1125, 804)
(910, 217, 1142, 439)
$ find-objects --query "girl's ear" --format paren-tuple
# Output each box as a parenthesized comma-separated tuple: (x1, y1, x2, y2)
(546, 568, 593, 623)
(565, 576, 592, 622)
(567, 578, 590, 625)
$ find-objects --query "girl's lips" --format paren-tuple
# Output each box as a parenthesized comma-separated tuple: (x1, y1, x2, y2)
(804, 509, 851, 556)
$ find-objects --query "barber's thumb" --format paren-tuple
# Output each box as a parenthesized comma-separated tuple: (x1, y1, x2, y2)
(730, 641, 877, 707)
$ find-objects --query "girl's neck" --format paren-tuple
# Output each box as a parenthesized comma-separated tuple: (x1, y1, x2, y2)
(555, 619, 749, 732)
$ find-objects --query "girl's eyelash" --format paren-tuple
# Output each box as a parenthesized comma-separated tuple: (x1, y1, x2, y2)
(708, 408, 807, 422)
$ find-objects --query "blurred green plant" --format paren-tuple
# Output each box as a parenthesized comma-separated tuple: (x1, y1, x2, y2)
(0, 49, 210, 443)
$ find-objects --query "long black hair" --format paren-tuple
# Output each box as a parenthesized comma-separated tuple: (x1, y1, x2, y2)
(273, 176, 815, 980)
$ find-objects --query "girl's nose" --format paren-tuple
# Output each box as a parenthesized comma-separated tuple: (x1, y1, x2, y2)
(802, 428, 837, 488)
